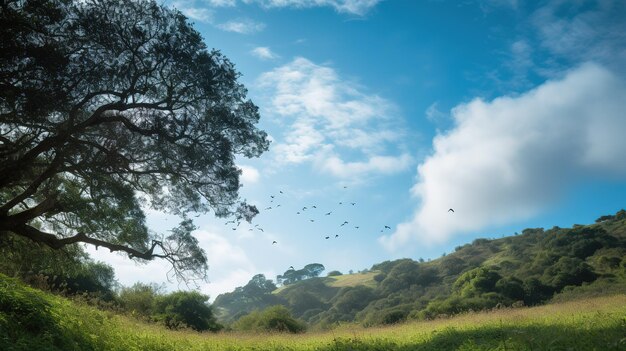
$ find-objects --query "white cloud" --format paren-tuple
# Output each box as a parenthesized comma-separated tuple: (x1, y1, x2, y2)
(239, 165, 260, 185)
(251, 46, 279, 60)
(217, 18, 266, 34)
(425, 101, 447, 123)
(177, 6, 214, 22)
(243, 0, 381, 15)
(381, 63, 626, 250)
(532, 1, 626, 72)
(258, 57, 410, 179)
(205, 0, 236, 6)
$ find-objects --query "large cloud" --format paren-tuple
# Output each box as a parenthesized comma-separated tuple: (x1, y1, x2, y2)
(381, 63, 626, 250)
(258, 57, 411, 179)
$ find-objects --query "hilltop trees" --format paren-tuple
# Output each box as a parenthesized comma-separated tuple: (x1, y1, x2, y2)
(277, 263, 326, 285)
(0, 0, 268, 281)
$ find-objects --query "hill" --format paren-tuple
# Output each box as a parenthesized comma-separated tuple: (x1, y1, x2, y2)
(1, 272, 625, 350)
(213, 210, 626, 328)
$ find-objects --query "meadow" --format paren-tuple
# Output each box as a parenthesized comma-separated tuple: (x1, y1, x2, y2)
(2, 274, 624, 351)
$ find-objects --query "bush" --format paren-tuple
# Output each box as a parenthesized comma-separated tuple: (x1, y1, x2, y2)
(153, 291, 222, 331)
(327, 270, 342, 277)
(232, 305, 306, 333)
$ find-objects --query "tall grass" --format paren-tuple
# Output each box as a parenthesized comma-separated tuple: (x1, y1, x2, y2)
(2, 274, 624, 350)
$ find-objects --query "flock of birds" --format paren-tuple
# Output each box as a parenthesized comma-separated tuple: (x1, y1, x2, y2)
(224, 186, 455, 246)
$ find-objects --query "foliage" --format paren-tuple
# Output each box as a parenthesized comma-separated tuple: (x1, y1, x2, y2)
(277, 263, 325, 285)
(0, 234, 117, 299)
(153, 291, 222, 332)
(2, 273, 625, 350)
(214, 210, 626, 327)
(118, 282, 162, 318)
(212, 274, 285, 323)
(232, 305, 306, 333)
(327, 270, 342, 277)
(0, 0, 268, 282)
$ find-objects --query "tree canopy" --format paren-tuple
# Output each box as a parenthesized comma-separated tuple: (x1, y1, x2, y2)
(0, 0, 269, 281)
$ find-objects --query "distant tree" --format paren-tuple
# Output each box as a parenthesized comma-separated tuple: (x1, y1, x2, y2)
(327, 270, 342, 277)
(0, 0, 268, 282)
(303, 263, 325, 278)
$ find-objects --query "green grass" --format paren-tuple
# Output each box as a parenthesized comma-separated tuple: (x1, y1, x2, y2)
(326, 271, 379, 289)
(2, 274, 625, 350)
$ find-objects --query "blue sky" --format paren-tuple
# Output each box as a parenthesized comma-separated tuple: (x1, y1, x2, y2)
(88, 0, 626, 299)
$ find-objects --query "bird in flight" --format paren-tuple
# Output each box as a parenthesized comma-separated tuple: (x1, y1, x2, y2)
(312, 205, 317, 209)
(302, 207, 307, 211)
(280, 191, 283, 194)
(232, 228, 237, 231)
(276, 204, 281, 207)
(265, 206, 272, 210)
(341, 221, 348, 226)
(257, 228, 264, 232)
(335, 234, 339, 238)
(351, 202, 356, 206)
(354, 226, 360, 229)
(448, 208, 455, 213)
(339, 202, 343, 205)
(325, 236, 330, 239)
(310, 219, 315, 222)
(343, 186, 347, 189)
(384, 225, 391, 229)
(270, 195, 275, 199)
(325, 212, 332, 216)
(272, 241, 277, 244)
(296, 211, 300, 214)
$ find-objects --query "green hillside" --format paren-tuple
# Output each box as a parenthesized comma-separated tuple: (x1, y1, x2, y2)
(2, 272, 625, 350)
(213, 210, 626, 328)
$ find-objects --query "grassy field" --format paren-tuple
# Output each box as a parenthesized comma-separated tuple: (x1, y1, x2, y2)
(326, 271, 379, 289)
(3, 274, 625, 351)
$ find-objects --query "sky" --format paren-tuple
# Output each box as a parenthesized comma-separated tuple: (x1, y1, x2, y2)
(87, 0, 626, 300)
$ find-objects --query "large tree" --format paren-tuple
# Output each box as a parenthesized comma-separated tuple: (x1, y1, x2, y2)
(0, 0, 269, 281)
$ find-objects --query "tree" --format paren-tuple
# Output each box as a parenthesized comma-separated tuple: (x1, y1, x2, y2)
(153, 290, 222, 331)
(0, 0, 269, 281)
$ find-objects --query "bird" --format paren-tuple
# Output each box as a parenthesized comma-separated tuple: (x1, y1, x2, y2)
(296, 211, 300, 214)
(335, 234, 339, 238)
(265, 207, 272, 210)
(232, 228, 237, 231)
(343, 186, 348, 189)
(354, 226, 360, 229)
(270, 195, 275, 198)
(448, 208, 454, 213)
(289, 265, 294, 270)
(310, 219, 315, 222)
(302, 207, 307, 211)
(341, 221, 348, 226)
(384, 225, 391, 229)
(339, 202, 343, 205)
(325, 236, 330, 239)
(325, 212, 332, 216)
(351, 202, 356, 206)
(257, 228, 264, 232)
(272, 241, 277, 244)
(255, 224, 260, 227)
(248, 228, 253, 231)
(279, 191, 283, 194)
(276, 204, 281, 207)
(312, 205, 317, 209)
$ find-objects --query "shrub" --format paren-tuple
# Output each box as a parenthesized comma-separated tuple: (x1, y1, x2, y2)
(153, 291, 222, 331)
(232, 305, 306, 333)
